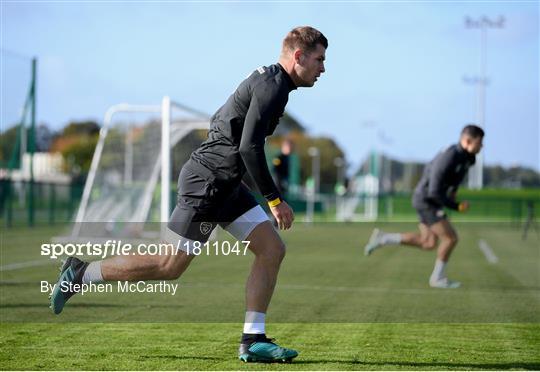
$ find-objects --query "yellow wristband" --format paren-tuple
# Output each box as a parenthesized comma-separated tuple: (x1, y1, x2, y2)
(268, 197, 282, 208)
(458, 202, 466, 212)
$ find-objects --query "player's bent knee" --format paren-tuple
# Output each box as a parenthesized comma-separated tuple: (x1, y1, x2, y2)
(260, 241, 286, 263)
(421, 239, 437, 250)
(448, 233, 459, 246)
(276, 242, 286, 262)
(161, 261, 187, 280)
(163, 268, 182, 280)
(154, 254, 186, 280)
(440, 232, 458, 246)
(420, 232, 437, 249)
(270, 241, 287, 261)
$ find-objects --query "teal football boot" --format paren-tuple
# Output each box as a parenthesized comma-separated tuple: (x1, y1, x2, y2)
(238, 336, 298, 363)
(50, 257, 88, 314)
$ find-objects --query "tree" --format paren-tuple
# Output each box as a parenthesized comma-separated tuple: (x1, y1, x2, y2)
(0, 125, 18, 168)
(34, 123, 56, 152)
(0, 122, 54, 168)
(50, 121, 101, 175)
(268, 131, 345, 192)
(61, 121, 100, 137)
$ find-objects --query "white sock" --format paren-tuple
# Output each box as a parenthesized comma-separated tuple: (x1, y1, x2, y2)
(380, 233, 401, 245)
(430, 259, 447, 282)
(243, 311, 266, 334)
(82, 261, 104, 284)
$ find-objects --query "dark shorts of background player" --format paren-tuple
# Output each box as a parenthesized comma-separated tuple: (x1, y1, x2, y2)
(416, 206, 447, 226)
(167, 162, 259, 242)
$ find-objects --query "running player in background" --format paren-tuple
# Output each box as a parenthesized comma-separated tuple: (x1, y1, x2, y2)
(364, 125, 484, 289)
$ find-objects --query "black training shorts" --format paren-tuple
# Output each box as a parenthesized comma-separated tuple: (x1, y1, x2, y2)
(166, 162, 259, 242)
(416, 206, 447, 226)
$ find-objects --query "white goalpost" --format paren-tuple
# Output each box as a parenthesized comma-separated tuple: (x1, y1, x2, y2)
(54, 97, 209, 242)
(338, 174, 379, 222)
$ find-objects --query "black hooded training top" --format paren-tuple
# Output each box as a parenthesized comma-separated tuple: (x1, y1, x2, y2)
(189, 63, 296, 202)
(412, 143, 476, 210)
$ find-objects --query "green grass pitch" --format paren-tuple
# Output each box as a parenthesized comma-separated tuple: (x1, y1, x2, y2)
(1, 222, 539, 370)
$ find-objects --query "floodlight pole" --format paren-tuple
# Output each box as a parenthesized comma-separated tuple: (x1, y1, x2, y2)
(306, 146, 320, 223)
(464, 15, 505, 189)
(334, 156, 345, 221)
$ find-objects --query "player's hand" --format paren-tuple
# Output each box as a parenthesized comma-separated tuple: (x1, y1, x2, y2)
(458, 200, 470, 213)
(270, 201, 295, 230)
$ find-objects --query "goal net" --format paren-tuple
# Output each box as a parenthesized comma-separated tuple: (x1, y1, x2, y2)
(54, 97, 209, 242)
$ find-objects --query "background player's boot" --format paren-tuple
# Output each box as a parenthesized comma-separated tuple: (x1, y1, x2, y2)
(238, 335, 298, 363)
(364, 228, 383, 256)
(429, 277, 461, 289)
(50, 257, 89, 314)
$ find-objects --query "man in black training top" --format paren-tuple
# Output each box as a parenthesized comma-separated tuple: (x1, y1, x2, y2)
(272, 138, 294, 196)
(363, 125, 484, 288)
(51, 26, 327, 363)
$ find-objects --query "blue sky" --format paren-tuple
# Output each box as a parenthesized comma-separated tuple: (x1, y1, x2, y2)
(2, 1, 538, 172)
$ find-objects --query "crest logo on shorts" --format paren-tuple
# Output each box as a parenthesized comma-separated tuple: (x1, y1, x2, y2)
(436, 209, 446, 218)
(200, 222, 213, 235)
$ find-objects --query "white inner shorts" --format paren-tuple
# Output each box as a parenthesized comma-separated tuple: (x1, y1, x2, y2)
(223, 205, 270, 241)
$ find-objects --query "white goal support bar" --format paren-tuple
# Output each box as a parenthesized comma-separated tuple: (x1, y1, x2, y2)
(161, 97, 171, 224)
(71, 97, 209, 237)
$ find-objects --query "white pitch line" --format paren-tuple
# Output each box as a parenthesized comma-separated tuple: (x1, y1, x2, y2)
(0, 259, 58, 272)
(478, 239, 499, 264)
(179, 282, 540, 296)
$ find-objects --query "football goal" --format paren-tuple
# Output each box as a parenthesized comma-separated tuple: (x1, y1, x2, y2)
(54, 97, 209, 242)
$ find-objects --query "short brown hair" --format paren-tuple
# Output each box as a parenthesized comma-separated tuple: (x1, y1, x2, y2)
(282, 26, 328, 54)
(461, 124, 485, 139)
